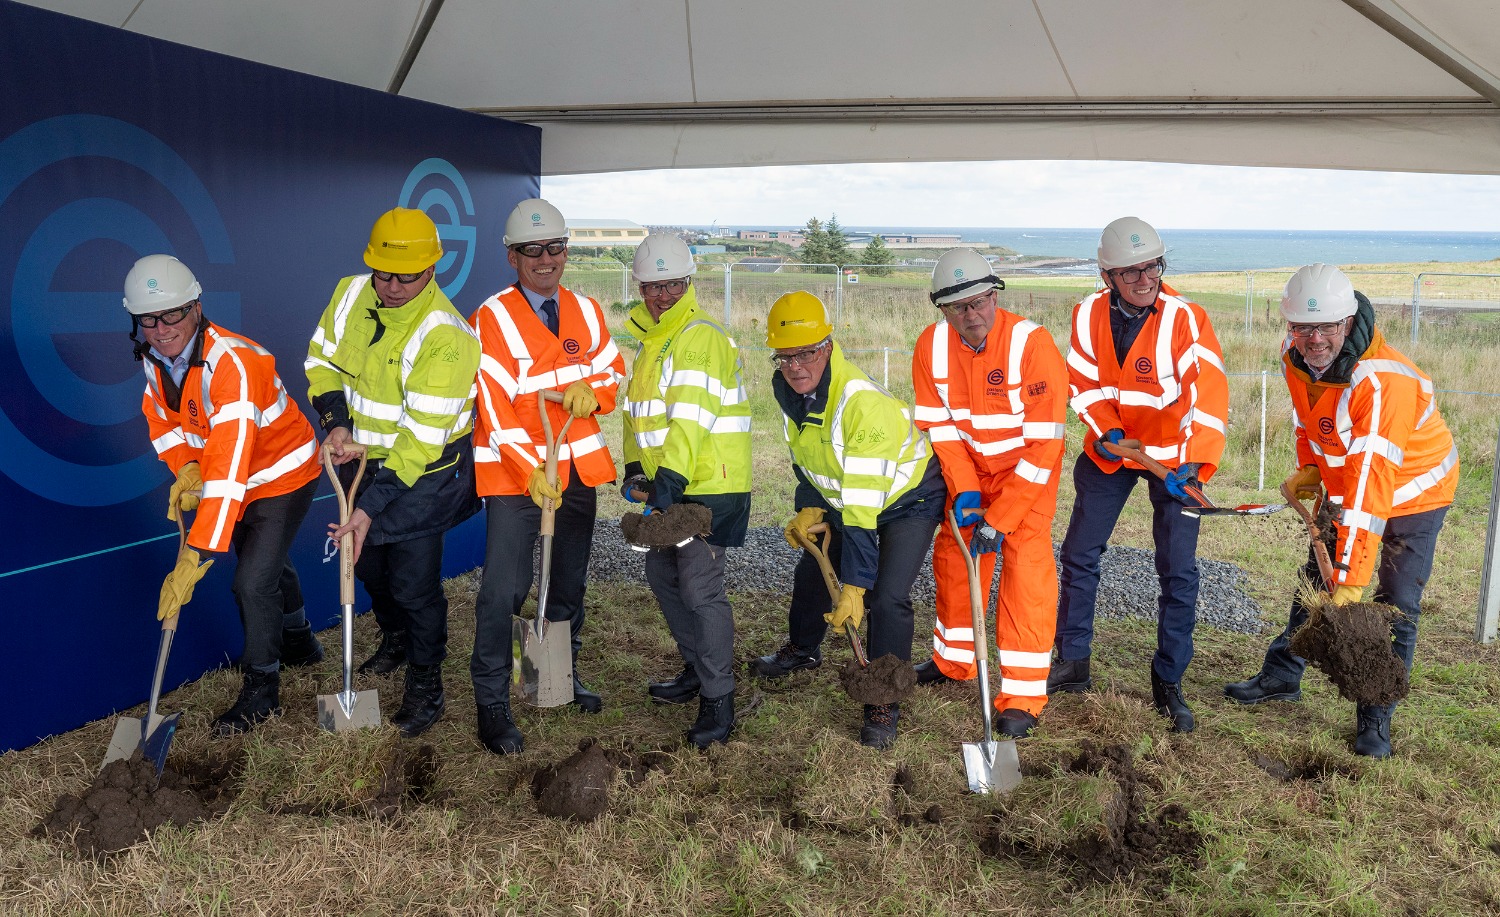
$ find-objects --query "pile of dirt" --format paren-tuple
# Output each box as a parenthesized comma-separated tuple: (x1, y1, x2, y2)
(620, 504, 713, 548)
(1289, 600, 1409, 707)
(531, 738, 670, 822)
(981, 741, 1203, 886)
(839, 653, 918, 705)
(35, 752, 239, 857)
(890, 765, 943, 827)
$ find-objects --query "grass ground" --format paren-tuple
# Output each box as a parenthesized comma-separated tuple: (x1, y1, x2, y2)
(3, 262, 1500, 915)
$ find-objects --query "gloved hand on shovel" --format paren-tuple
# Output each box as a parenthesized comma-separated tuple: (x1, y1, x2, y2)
(969, 522, 1003, 557)
(784, 507, 826, 549)
(824, 584, 866, 630)
(1094, 428, 1126, 462)
(1163, 463, 1204, 506)
(561, 381, 599, 419)
(1284, 465, 1322, 501)
(166, 462, 202, 521)
(158, 545, 214, 621)
(953, 491, 984, 527)
(528, 465, 563, 510)
(621, 473, 650, 503)
(1332, 584, 1363, 605)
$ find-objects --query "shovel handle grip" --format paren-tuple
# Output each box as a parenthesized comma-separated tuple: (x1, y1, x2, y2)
(537, 390, 575, 537)
(1280, 481, 1339, 592)
(322, 441, 367, 604)
(792, 522, 868, 667)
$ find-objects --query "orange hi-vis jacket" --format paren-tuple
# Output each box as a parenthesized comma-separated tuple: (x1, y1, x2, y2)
(470, 285, 626, 496)
(142, 320, 320, 554)
(1286, 329, 1458, 587)
(913, 310, 1067, 534)
(1067, 284, 1228, 478)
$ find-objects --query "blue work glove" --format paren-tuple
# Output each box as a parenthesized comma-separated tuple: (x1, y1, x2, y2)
(621, 473, 650, 503)
(969, 523, 1002, 558)
(1093, 428, 1125, 462)
(952, 491, 984, 527)
(1164, 463, 1204, 506)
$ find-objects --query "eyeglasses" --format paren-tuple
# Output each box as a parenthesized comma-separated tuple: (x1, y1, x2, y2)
(1107, 260, 1165, 284)
(1287, 321, 1346, 339)
(512, 240, 568, 258)
(641, 279, 688, 298)
(769, 342, 829, 369)
(137, 301, 197, 328)
(372, 270, 425, 284)
(940, 289, 994, 316)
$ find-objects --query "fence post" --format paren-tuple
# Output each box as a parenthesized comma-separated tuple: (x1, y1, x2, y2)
(883, 347, 890, 388)
(1411, 273, 1421, 344)
(1478, 422, 1500, 644)
(834, 264, 843, 327)
(1245, 272, 1252, 334)
(1258, 369, 1267, 492)
(620, 262, 628, 305)
(723, 263, 733, 324)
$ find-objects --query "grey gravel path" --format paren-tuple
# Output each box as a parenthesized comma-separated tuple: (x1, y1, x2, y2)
(585, 521, 1270, 635)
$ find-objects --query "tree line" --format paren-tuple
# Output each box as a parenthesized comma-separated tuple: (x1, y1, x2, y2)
(798, 215, 895, 276)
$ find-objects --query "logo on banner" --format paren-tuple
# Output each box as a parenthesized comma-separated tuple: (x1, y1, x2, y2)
(399, 159, 476, 302)
(0, 114, 235, 507)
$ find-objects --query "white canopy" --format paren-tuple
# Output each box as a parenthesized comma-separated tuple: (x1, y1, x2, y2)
(23, 0, 1500, 175)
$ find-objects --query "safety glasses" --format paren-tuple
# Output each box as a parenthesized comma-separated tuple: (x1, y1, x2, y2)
(371, 270, 425, 284)
(136, 301, 197, 328)
(641, 279, 688, 298)
(1107, 260, 1165, 284)
(769, 341, 830, 369)
(511, 240, 569, 258)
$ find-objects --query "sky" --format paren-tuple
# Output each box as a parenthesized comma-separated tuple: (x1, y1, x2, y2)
(544, 160, 1500, 233)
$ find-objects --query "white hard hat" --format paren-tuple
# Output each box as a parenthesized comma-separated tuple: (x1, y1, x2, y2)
(123, 254, 202, 316)
(930, 248, 1003, 306)
(632, 233, 697, 283)
(1281, 263, 1357, 323)
(503, 198, 569, 246)
(1097, 217, 1165, 271)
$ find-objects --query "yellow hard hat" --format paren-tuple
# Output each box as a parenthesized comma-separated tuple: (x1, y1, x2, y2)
(766, 291, 832, 349)
(364, 208, 443, 273)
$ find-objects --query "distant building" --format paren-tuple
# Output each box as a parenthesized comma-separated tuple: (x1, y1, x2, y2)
(570, 219, 648, 246)
(737, 230, 773, 241)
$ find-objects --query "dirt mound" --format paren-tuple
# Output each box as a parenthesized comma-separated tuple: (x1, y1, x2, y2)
(35, 752, 239, 857)
(531, 738, 670, 822)
(621, 504, 713, 548)
(981, 741, 1203, 886)
(1289, 600, 1409, 707)
(840, 653, 917, 705)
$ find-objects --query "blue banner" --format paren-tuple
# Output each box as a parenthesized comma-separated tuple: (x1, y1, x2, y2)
(0, 1, 540, 751)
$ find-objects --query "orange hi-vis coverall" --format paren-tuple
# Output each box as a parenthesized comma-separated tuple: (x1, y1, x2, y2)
(1286, 328, 1458, 587)
(1068, 283, 1229, 478)
(469, 285, 626, 496)
(913, 310, 1068, 716)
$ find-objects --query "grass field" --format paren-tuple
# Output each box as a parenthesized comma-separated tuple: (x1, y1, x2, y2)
(3, 261, 1500, 915)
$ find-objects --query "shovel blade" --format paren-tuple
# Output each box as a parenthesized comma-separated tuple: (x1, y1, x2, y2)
(101, 711, 177, 774)
(513, 617, 574, 708)
(101, 717, 144, 772)
(140, 712, 180, 778)
(317, 689, 383, 732)
(963, 738, 1022, 795)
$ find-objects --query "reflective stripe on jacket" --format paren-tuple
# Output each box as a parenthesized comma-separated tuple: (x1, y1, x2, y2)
(1067, 284, 1229, 477)
(1286, 329, 1458, 586)
(470, 285, 625, 496)
(145, 320, 319, 553)
(913, 310, 1067, 535)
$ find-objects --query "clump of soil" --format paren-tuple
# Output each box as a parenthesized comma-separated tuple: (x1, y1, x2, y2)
(1289, 599, 1409, 707)
(981, 741, 1203, 886)
(840, 653, 917, 705)
(621, 504, 714, 548)
(35, 752, 239, 857)
(531, 738, 670, 822)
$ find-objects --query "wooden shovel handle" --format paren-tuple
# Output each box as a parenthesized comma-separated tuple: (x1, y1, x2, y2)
(1280, 481, 1338, 592)
(1102, 438, 1173, 481)
(795, 522, 867, 666)
(322, 441, 367, 604)
(947, 510, 989, 665)
(538, 390, 575, 537)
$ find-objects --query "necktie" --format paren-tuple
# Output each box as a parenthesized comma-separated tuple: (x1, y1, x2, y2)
(542, 298, 559, 336)
(803, 393, 818, 415)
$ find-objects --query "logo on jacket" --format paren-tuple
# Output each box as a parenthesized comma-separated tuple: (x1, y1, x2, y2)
(1027, 381, 1048, 397)
(1318, 417, 1336, 436)
(1134, 357, 1153, 375)
(563, 338, 581, 355)
(987, 369, 1004, 386)
(187, 400, 199, 419)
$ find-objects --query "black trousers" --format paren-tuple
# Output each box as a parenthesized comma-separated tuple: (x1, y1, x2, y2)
(230, 477, 316, 670)
(356, 531, 449, 668)
(470, 466, 597, 706)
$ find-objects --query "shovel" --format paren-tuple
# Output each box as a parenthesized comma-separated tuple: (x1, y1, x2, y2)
(101, 512, 192, 777)
(1100, 438, 1286, 518)
(791, 521, 869, 668)
(317, 442, 382, 732)
(1281, 480, 1340, 593)
(947, 509, 1022, 794)
(513, 389, 576, 707)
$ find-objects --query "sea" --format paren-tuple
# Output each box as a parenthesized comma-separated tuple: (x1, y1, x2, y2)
(704, 227, 1500, 273)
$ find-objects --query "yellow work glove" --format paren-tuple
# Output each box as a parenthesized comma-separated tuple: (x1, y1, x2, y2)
(783, 507, 826, 549)
(1331, 584, 1363, 605)
(1284, 465, 1321, 501)
(562, 381, 599, 419)
(825, 584, 867, 631)
(528, 465, 564, 510)
(158, 546, 213, 621)
(166, 462, 203, 522)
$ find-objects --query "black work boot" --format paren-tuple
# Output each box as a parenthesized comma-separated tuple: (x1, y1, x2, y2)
(686, 690, 735, 749)
(648, 663, 701, 705)
(860, 703, 900, 750)
(212, 669, 281, 737)
(747, 641, 822, 679)
(914, 658, 958, 686)
(357, 628, 407, 675)
(1223, 672, 1302, 705)
(1353, 705, 1393, 759)
(994, 708, 1039, 738)
(477, 700, 524, 755)
(280, 622, 325, 668)
(391, 664, 444, 738)
(1151, 670, 1195, 734)
(1047, 657, 1092, 694)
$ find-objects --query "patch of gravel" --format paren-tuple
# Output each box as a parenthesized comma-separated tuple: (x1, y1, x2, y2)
(586, 521, 1269, 635)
